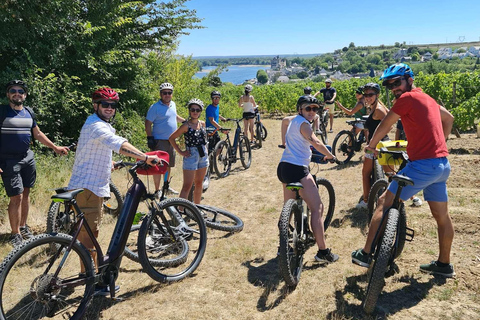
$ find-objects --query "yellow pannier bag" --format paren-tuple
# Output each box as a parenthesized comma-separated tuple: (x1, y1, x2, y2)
(376, 140, 408, 166)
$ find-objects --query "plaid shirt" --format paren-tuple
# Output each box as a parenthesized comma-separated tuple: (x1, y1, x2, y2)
(68, 114, 127, 197)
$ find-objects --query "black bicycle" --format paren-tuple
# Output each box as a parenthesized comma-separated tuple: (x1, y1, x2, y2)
(212, 118, 252, 178)
(253, 107, 267, 148)
(0, 159, 207, 319)
(315, 103, 329, 144)
(331, 118, 367, 164)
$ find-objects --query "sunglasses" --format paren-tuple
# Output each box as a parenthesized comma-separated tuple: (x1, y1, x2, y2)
(304, 106, 319, 112)
(212, 96, 220, 99)
(9, 88, 25, 94)
(383, 78, 403, 90)
(161, 91, 173, 95)
(363, 93, 377, 97)
(189, 108, 202, 113)
(99, 101, 118, 109)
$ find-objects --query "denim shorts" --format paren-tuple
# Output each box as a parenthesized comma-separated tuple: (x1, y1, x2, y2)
(183, 146, 209, 171)
(388, 157, 450, 202)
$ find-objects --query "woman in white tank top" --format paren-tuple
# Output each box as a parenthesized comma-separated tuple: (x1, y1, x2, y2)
(238, 84, 256, 143)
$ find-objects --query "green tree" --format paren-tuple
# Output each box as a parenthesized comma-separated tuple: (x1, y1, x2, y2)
(256, 69, 268, 84)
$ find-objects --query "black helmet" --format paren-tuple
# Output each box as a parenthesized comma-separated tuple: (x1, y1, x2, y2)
(304, 86, 312, 94)
(355, 86, 364, 95)
(363, 82, 381, 94)
(6, 80, 28, 92)
(296, 95, 320, 111)
(211, 90, 221, 98)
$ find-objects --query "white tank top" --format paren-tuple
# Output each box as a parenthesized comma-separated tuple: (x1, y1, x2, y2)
(242, 100, 254, 113)
(280, 115, 311, 167)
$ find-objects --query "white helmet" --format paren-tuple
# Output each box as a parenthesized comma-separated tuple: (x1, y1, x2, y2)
(325, 78, 332, 83)
(187, 98, 204, 110)
(244, 84, 253, 92)
(159, 82, 174, 91)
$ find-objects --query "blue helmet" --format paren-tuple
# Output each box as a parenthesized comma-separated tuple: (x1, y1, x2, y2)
(380, 63, 414, 83)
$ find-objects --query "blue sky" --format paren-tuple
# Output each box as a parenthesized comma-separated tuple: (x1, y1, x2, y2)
(176, 0, 480, 57)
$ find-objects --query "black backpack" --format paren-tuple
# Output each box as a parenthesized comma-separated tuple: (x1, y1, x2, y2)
(0, 104, 37, 148)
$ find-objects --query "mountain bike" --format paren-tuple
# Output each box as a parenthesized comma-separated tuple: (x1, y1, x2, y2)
(277, 156, 336, 288)
(0, 158, 207, 319)
(315, 104, 329, 144)
(363, 172, 415, 314)
(212, 118, 252, 178)
(331, 118, 367, 164)
(253, 107, 267, 148)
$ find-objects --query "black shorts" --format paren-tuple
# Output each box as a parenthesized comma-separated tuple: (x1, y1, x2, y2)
(277, 162, 309, 184)
(243, 112, 255, 120)
(0, 149, 36, 197)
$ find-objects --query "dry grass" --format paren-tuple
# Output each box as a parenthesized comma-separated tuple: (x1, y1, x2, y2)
(0, 117, 479, 319)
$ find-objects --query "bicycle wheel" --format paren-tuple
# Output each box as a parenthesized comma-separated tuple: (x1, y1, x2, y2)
(239, 136, 252, 169)
(213, 140, 232, 178)
(123, 223, 147, 264)
(373, 159, 385, 183)
(316, 177, 336, 231)
(278, 199, 303, 288)
(394, 204, 407, 259)
(103, 182, 124, 216)
(332, 130, 355, 164)
(363, 208, 399, 314)
(138, 198, 207, 282)
(367, 179, 388, 223)
(261, 123, 267, 140)
(46, 201, 75, 234)
(254, 123, 263, 148)
(317, 120, 328, 144)
(196, 204, 244, 233)
(0, 234, 95, 320)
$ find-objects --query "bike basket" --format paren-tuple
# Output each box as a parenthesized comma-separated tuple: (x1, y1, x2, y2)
(137, 150, 169, 175)
(376, 140, 407, 165)
(310, 145, 332, 164)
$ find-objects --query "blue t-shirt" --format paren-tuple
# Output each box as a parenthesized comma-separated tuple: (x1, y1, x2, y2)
(146, 100, 178, 139)
(205, 104, 220, 128)
(0, 107, 37, 155)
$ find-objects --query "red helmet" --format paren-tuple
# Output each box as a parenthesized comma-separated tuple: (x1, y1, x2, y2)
(92, 87, 119, 102)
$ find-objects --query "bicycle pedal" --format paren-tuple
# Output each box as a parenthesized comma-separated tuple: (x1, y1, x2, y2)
(405, 227, 415, 242)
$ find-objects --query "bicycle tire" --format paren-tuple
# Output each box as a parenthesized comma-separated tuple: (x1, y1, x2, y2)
(367, 179, 389, 223)
(395, 204, 407, 259)
(239, 135, 252, 169)
(103, 182, 124, 216)
(373, 159, 385, 183)
(332, 130, 355, 164)
(316, 177, 336, 231)
(317, 120, 328, 144)
(196, 204, 244, 233)
(255, 123, 263, 148)
(138, 198, 207, 283)
(213, 140, 232, 178)
(0, 234, 95, 320)
(278, 199, 303, 288)
(46, 201, 75, 235)
(363, 208, 399, 314)
(261, 124, 267, 141)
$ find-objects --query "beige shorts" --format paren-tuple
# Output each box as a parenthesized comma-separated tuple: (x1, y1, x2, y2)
(76, 189, 103, 233)
(154, 139, 176, 167)
(326, 103, 335, 115)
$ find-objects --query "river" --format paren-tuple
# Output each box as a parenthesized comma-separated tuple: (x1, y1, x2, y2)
(194, 65, 271, 85)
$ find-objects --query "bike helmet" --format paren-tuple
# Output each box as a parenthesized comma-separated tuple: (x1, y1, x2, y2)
(355, 86, 364, 95)
(211, 90, 221, 98)
(363, 82, 381, 94)
(6, 80, 28, 92)
(304, 86, 312, 94)
(244, 84, 253, 92)
(296, 95, 320, 111)
(325, 78, 332, 83)
(159, 82, 174, 92)
(187, 98, 204, 110)
(92, 87, 119, 102)
(379, 63, 414, 83)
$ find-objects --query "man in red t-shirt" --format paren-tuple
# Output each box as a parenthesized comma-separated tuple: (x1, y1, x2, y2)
(351, 63, 456, 278)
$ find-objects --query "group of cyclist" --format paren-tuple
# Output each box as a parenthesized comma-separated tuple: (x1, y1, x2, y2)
(279, 63, 456, 278)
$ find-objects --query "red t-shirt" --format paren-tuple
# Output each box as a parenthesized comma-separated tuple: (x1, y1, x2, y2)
(391, 88, 448, 161)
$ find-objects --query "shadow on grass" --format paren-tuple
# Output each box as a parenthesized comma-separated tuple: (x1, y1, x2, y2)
(326, 273, 447, 319)
(329, 207, 369, 235)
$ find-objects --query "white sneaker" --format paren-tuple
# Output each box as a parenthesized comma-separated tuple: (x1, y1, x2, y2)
(355, 200, 368, 210)
(412, 197, 423, 207)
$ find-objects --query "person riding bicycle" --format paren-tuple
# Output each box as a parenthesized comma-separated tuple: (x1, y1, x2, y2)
(169, 99, 209, 204)
(335, 86, 368, 135)
(238, 84, 256, 144)
(355, 82, 391, 210)
(277, 95, 338, 264)
(68, 87, 160, 295)
(352, 63, 456, 278)
(206, 90, 226, 154)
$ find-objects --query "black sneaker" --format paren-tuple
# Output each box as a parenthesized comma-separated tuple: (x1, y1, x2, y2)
(420, 260, 456, 278)
(20, 225, 34, 240)
(9, 233, 23, 248)
(314, 249, 339, 264)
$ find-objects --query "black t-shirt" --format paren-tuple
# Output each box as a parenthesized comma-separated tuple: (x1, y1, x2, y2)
(320, 87, 336, 102)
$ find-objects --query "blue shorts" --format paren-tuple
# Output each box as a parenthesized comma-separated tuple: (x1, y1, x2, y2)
(183, 146, 209, 171)
(388, 157, 450, 202)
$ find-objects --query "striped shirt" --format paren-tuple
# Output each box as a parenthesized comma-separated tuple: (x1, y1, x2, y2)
(0, 107, 36, 156)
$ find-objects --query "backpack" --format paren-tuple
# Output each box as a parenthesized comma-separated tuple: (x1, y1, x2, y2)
(0, 104, 37, 149)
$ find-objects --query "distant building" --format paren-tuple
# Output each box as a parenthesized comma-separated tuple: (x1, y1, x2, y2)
(422, 52, 433, 61)
(277, 76, 289, 83)
(271, 55, 286, 70)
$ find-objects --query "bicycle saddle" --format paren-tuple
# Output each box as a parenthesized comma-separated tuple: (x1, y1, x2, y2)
(286, 182, 303, 191)
(51, 189, 84, 201)
(392, 174, 414, 186)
